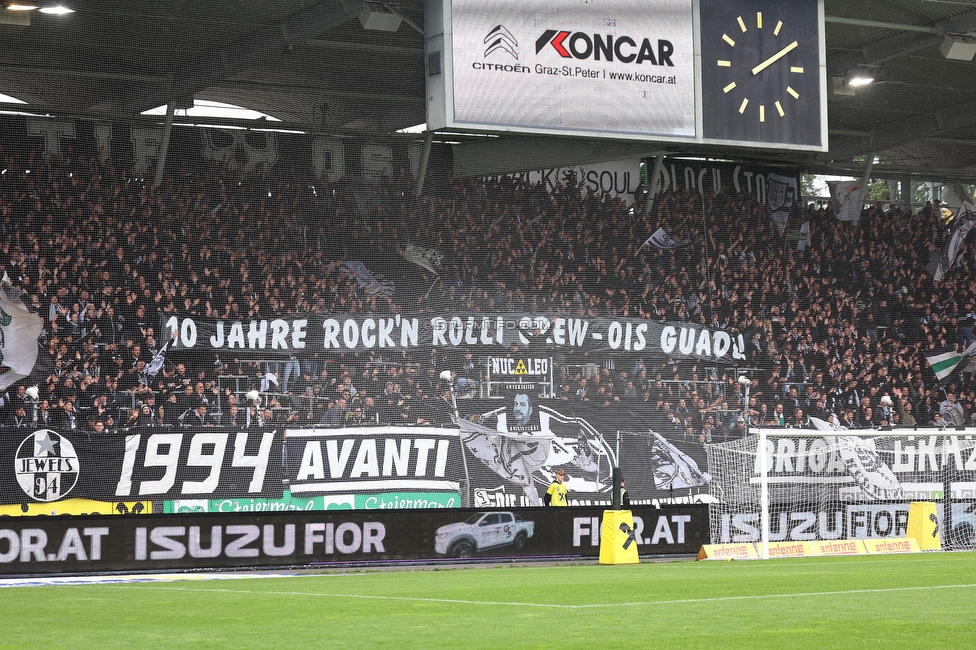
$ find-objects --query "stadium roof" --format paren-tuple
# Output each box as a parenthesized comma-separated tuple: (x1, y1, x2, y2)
(2, 1, 976, 182)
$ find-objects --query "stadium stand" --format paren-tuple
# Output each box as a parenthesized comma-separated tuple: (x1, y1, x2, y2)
(0, 137, 972, 443)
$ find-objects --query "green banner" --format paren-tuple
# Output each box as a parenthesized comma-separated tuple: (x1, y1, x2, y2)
(164, 490, 460, 513)
(355, 492, 460, 509)
(164, 490, 323, 514)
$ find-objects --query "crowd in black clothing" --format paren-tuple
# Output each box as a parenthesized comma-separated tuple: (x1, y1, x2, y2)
(0, 144, 974, 437)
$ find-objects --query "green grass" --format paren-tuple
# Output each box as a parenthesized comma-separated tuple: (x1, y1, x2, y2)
(2, 553, 975, 649)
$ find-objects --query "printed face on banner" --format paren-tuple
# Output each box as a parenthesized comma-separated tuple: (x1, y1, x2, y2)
(512, 394, 532, 426)
(505, 384, 540, 433)
(464, 404, 616, 507)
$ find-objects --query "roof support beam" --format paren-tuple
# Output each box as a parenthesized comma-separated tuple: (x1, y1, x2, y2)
(826, 8, 976, 76)
(827, 97, 976, 160)
(211, 80, 423, 104)
(115, 1, 362, 114)
(305, 38, 422, 55)
(823, 16, 936, 34)
(824, 9, 976, 158)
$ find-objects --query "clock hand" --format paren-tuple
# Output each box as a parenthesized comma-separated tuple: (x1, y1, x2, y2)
(751, 40, 798, 75)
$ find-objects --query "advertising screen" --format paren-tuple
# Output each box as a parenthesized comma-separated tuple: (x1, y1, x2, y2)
(426, 0, 827, 151)
(438, 0, 696, 138)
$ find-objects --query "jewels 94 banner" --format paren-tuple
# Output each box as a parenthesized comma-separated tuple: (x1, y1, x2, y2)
(0, 426, 284, 508)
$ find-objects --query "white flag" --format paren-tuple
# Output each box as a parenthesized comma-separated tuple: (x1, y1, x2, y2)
(259, 371, 280, 393)
(649, 432, 711, 489)
(809, 415, 845, 431)
(924, 341, 976, 382)
(836, 435, 904, 500)
(0, 280, 43, 391)
(458, 417, 554, 488)
(642, 227, 690, 250)
(828, 180, 863, 223)
(767, 173, 797, 212)
(402, 244, 444, 275)
(339, 260, 394, 296)
(932, 201, 976, 282)
(145, 341, 168, 377)
(798, 220, 811, 251)
(768, 173, 797, 233)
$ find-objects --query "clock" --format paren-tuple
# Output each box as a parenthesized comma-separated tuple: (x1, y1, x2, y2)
(700, 0, 823, 148)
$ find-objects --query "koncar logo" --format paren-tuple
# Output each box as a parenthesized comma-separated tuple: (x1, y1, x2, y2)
(535, 30, 674, 65)
(15, 429, 80, 502)
(484, 25, 519, 60)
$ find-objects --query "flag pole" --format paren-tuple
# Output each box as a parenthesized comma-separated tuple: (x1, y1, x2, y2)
(633, 240, 648, 259)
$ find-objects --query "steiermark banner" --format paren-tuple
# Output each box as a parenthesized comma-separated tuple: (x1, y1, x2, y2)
(165, 490, 461, 514)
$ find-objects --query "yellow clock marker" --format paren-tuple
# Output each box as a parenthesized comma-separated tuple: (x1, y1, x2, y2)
(718, 60, 731, 67)
(723, 33, 735, 46)
(791, 66, 804, 73)
(757, 12, 763, 29)
(737, 16, 747, 32)
(787, 86, 799, 99)
(759, 105, 765, 122)
(775, 101, 785, 117)
(739, 98, 749, 113)
(724, 81, 737, 93)
(774, 21, 783, 36)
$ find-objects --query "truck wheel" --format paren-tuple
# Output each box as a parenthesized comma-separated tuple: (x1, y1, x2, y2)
(452, 541, 474, 558)
(513, 532, 527, 550)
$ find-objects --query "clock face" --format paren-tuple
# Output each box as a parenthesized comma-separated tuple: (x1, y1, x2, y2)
(700, 0, 822, 147)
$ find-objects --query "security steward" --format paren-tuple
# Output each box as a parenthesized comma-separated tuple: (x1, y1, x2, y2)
(544, 468, 569, 506)
(620, 477, 631, 507)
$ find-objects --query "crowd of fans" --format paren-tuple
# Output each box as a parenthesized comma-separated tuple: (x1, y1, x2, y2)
(0, 142, 974, 440)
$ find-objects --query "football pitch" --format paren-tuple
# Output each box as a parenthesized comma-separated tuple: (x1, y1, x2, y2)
(2, 553, 974, 649)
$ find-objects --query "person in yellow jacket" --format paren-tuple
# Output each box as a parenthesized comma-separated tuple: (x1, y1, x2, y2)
(545, 468, 569, 506)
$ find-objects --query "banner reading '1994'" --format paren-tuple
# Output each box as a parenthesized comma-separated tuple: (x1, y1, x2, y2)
(0, 427, 284, 506)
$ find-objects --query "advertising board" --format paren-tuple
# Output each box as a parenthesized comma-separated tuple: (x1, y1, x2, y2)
(0, 505, 708, 574)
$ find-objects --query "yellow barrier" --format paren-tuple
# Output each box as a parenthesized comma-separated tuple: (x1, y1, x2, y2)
(863, 537, 921, 554)
(0, 499, 152, 517)
(697, 543, 758, 560)
(599, 510, 640, 565)
(907, 501, 941, 551)
(765, 541, 817, 558)
(698, 538, 920, 560)
(810, 539, 868, 556)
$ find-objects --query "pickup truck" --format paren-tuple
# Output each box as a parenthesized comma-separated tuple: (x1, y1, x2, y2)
(434, 511, 535, 558)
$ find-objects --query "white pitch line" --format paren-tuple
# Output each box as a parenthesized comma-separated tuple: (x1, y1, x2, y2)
(115, 582, 976, 609)
(606, 583, 976, 608)
(0, 572, 353, 589)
